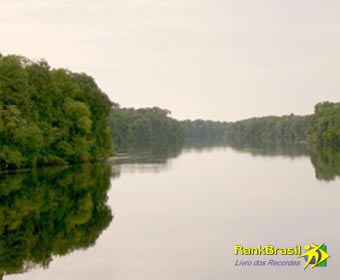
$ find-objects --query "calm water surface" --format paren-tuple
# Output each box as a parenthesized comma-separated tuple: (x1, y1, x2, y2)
(5, 145, 340, 280)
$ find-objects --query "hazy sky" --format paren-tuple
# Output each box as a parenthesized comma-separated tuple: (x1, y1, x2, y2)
(1, 0, 339, 121)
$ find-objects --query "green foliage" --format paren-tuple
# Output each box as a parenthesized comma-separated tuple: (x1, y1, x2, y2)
(179, 115, 312, 148)
(0, 55, 112, 170)
(307, 102, 340, 180)
(0, 164, 113, 277)
(307, 102, 340, 150)
(225, 114, 312, 145)
(180, 119, 227, 142)
(108, 107, 183, 150)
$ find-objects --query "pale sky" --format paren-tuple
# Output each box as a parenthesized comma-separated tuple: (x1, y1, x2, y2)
(1, 0, 339, 121)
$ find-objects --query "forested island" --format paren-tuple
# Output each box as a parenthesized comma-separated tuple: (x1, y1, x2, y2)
(0, 54, 339, 172)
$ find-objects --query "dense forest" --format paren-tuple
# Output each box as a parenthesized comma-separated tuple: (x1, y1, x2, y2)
(180, 119, 227, 142)
(107, 106, 183, 150)
(307, 102, 340, 150)
(306, 102, 340, 181)
(0, 54, 112, 171)
(0, 54, 339, 172)
(224, 115, 312, 145)
(180, 103, 339, 150)
(107, 109, 229, 151)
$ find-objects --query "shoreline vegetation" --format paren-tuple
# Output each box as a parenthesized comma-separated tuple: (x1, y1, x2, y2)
(0, 54, 339, 173)
(0, 54, 112, 171)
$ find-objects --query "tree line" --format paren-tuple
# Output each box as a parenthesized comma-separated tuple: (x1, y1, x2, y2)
(107, 106, 183, 150)
(0, 54, 112, 171)
(223, 102, 340, 151)
(180, 119, 227, 142)
(107, 108, 231, 151)
(307, 102, 340, 150)
(179, 102, 339, 150)
(109, 101, 338, 159)
(0, 54, 339, 171)
(224, 114, 313, 145)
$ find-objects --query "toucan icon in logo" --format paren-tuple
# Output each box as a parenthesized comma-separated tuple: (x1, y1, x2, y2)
(299, 244, 330, 269)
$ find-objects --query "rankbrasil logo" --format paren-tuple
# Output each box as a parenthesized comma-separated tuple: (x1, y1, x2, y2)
(299, 244, 330, 269)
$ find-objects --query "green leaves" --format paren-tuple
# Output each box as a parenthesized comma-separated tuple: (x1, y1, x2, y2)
(108, 107, 184, 150)
(0, 54, 112, 170)
(308, 102, 340, 150)
(224, 115, 312, 145)
(0, 146, 24, 169)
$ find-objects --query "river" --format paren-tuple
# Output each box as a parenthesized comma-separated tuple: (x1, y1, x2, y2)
(4, 144, 340, 279)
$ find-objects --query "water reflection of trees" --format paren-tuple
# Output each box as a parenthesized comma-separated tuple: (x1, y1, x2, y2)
(111, 140, 314, 174)
(225, 140, 309, 158)
(110, 143, 183, 174)
(112, 140, 229, 173)
(0, 164, 113, 279)
(227, 140, 340, 182)
(111, 139, 340, 181)
(309, 147, 340, 181)
(225, 140, 340, 181)
(183, 138, 227, 153)
(2, 141, 339, 279)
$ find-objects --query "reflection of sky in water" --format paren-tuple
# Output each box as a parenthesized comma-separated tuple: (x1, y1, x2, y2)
(7, 146, 340, 280)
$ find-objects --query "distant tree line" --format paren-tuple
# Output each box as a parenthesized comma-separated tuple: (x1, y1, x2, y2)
(224, 115, 313, 145)
(0, 54, 112, 170)
(0, 54, 339, 171)
(107, 110, 229, 152)
(94, 102, 340, 154)
(177, 115, 314, 147)
(179, 102, 340, 150)
(107, 106, 183, 150)
(180, 119, 227, 142)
